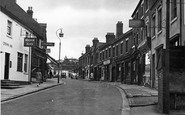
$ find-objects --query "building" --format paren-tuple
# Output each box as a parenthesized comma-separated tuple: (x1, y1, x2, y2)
(130, 0, 152, 87)
(0, 0, 47, 84)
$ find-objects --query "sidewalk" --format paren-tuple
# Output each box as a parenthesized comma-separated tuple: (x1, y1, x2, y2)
(1, 78, 64, 102)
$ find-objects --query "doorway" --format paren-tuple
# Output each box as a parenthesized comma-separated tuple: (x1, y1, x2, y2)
(4, 53, 10, 80)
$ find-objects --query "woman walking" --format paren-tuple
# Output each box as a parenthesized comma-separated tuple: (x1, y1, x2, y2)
(36, 68, 42, 87)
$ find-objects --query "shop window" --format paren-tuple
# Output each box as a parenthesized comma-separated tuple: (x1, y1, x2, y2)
(17, 52, 23, 72)
(24, 54, 28, 72)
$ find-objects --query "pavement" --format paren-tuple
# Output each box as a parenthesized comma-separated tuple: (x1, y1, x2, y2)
(1, 78, 185, 115)
(1, 78, 64, 102)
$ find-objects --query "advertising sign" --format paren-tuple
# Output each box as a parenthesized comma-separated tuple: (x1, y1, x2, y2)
(46, 49, 51, 53)
(41, 42, 55, 46)
(24, 38, 35, 47)
(129, 19, 145, 28)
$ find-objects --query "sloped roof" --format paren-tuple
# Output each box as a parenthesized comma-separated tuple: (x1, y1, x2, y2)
(0, 0, 45, 38)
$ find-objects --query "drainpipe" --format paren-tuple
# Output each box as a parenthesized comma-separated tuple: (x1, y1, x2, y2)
(180, 0, 182, 45)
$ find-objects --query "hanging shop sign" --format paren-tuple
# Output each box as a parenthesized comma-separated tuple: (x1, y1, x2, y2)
(129, 19, 145, 28)
(46, 49, 51, 53)
(41, 42, 55, 46)
(24, 38, 36, 47)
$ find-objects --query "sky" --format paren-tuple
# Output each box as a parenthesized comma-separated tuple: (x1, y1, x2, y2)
(17, 0, 139, 60)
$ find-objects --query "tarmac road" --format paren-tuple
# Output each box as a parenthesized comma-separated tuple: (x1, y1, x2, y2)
(1, 79, 123, 115)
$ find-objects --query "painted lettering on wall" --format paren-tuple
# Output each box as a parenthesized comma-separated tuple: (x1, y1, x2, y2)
(3, 42, 13, 48)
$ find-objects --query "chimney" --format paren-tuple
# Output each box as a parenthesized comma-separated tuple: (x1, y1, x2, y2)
(39, 23, 47, 29)
(106, 32, 115, 43)
(85, 45, 90, 53)
(27, 7, 33, 18)
(116, 21, 123, 38)
(92, 37, 99, 46)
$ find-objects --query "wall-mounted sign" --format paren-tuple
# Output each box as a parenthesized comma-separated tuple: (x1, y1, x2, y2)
(103, 60, 110, 65)
(129, 19, 145, 28)
(3, 41, 13, 48)
(24, 38, 35, 47)
(41, 42, 55, 46)
(46, 49, 51, 53)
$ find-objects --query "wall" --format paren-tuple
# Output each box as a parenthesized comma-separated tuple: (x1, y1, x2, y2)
(1, 11, 30, 81)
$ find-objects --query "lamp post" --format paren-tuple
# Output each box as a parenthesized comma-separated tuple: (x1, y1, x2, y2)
(56, 28, 63, 83)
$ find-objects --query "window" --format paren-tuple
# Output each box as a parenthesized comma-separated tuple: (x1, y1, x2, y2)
(113, 46, 115, 57)
(103, 51, 105, 60)
(136, 34, 139, 45)
(145, 0, 149, 11)
(7, 20, 12, 36)
(157, 7, 162, 32)
(152, 14, 156, 37)
(24, 54, 28, 72)
(141, 4, 144, 17)
(121, 42, 123, 54)
(26, 32, 29, 38)
(106, 49, 108, 59)
(116, 45, 118, 56)
(17, 52, 23, 72)
(126, 39, 129, 53)
(109, 47, 111, 57)
(171, 0, 177, 20)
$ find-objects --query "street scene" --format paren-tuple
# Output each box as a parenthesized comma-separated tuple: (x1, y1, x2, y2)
(1, 0, 185, 115)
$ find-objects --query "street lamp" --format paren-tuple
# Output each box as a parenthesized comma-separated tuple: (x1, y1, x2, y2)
(56, 28, 64, 83)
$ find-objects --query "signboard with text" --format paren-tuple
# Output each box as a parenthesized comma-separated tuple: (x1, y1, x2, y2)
(46, 49, 51, 53)
(129, 19, 145, 28)
(41, 42, 55, 46)
(24, 38, 36, 47)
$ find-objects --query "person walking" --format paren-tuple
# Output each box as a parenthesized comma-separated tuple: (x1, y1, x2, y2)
(36, 68, 42, 87)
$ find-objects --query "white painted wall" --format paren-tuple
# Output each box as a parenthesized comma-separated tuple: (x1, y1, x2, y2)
(0, 11, 32, 82)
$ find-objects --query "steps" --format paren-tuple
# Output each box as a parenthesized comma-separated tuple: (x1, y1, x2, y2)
(1, 80, 22, 89)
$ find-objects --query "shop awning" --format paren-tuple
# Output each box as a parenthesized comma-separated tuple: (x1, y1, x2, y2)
(46, 54, 58, 65)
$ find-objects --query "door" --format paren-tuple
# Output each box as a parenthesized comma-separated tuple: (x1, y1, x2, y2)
(4, 53, 10, 80)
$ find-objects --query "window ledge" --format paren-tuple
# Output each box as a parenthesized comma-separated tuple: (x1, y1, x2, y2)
(152, 36, 156, 40)
(170, 17, 178, 25)
(157, 30, 162, 35)
(6, 35, 12, 39)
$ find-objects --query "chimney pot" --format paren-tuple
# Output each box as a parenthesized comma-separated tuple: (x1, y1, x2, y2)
(27, 6, 33, 18)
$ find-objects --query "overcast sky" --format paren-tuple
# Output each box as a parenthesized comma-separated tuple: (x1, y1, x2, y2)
(17, 0, 139, 60)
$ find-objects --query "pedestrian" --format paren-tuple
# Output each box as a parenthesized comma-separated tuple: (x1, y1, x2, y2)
(49, 70, 53, 78)
(36, 68, 42, 87)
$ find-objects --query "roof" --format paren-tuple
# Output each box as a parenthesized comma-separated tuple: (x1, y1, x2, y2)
(0, 0, 45, 38)
(131, 0, 143, 17)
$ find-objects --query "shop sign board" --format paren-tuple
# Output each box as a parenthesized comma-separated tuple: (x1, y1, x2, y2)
(24, 38, 36, 47)
(41, 42, 55, 46)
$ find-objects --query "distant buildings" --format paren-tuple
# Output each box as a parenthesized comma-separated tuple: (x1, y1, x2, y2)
(0, 0, 48, 83)
(78, 0, 185, 112)
(79, 0, 185, 85)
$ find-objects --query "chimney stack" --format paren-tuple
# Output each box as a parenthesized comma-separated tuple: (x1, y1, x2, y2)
(92, 37, 99, 46)
(106, 32, 115, 43)
(27, 7, 33, 18)
(85, 45, 91, 53)
(116, 21, 123, 38)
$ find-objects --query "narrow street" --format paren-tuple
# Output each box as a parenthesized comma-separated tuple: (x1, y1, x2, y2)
(1, 79, 123, 115)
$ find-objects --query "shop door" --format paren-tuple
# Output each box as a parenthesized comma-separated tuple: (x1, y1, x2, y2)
(4, 53, 10, 80)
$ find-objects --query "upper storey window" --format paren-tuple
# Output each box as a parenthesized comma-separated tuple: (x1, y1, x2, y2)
(171, 0, 177, 20)
(7, 20, 12, 36)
